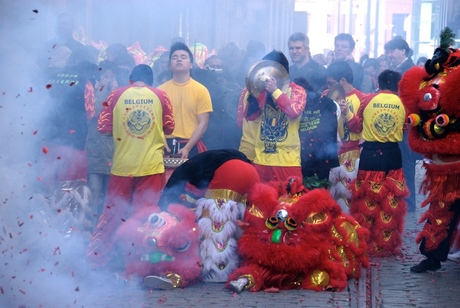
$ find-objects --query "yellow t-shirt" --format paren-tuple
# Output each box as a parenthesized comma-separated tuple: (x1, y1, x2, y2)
(360, 91, 406, 142)
(99, 86, 174, 176)
(159, 78, 212, 139)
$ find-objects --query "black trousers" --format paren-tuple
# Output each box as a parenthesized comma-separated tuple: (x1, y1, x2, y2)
(420, 199, 460, 262)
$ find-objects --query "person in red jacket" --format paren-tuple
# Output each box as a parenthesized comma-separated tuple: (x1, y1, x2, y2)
(87, 64, 175, 269)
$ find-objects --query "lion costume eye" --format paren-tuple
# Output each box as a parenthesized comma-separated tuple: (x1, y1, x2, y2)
(284, 217, 297, 231)
(265, 216, 279, 229)
(148, 214, 166, 228)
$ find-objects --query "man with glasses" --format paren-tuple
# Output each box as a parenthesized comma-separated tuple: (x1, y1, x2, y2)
(332, 33, 364, 91)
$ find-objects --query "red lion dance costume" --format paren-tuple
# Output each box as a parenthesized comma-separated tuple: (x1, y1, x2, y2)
(115, 204, 202, 288)
(399, 28, 460, 273)
(227, 177, 369, 292)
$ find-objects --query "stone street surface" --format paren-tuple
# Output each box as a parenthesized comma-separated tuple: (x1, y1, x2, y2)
(84, 162, 460, 308)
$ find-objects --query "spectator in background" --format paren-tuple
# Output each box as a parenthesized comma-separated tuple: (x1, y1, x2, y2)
(87, 64, 175, 269)
(85, 60, 118, 230)
(159, 42, 213, 159)
(153, 51, 171, 87)
(384, 38, 415, 74)
(377, 54, 390, 75)
(106, 43, 136, 86)
(236, 40, 266, 88)
(295, 77, 339, 184)
(384, 37, 419, 212)
(332, 33, 364, 91)
(288, 32, 327, 92)
(416, 56, 428, 68)
(312, 53, 327, 67)
(194, 55, 242, 150)
(218, 42, 243, 84)
(361, 58, 380, 93)
(36, 12, 87, 72)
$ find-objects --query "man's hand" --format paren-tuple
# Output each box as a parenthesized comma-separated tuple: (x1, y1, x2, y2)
(178, 147, 190, 159)
(264, 76, 278, 94)
(339, 99, 349, 117)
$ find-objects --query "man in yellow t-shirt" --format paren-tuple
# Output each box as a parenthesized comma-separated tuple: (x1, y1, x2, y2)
(159, 42, 212, 159)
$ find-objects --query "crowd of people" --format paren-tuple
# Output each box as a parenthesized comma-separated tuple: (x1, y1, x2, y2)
(35, 12, 458, 291)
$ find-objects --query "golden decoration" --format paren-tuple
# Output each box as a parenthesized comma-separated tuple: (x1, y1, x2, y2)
(365, 199, 376, 210)
(341, 221, 359, 246)
(383, 230, 392, 241)
(438, 201, 445, 209)
(380, 211, 392, 223)
(240, 274, 256, 289)
(310, 270, 330, 287)
(436, 219, 443, 226)
(370, 181, 383, 193)
(388, 196, 398, 209)
(331, 226, 343, 240)
(166, 273, 182, 288)
(205, 189, 243, 203)
(305, 212, 328, 224)
(248, 204, 264, 218)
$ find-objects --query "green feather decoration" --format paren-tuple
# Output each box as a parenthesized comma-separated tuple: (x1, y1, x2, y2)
(440, 27, 456, 49)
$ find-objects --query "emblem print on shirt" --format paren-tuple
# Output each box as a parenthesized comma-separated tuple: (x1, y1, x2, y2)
(125, 108, 154, 138)
(373, 113, 396, 137)
(260, 104, 288, 153)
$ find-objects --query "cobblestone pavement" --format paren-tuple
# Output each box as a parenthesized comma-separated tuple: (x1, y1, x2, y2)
(80, 162, 460, 308)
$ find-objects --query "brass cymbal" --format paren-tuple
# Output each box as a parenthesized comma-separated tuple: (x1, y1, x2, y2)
(245, 60, 290, 97)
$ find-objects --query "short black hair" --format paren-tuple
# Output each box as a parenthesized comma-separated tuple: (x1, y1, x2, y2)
(378, 69, 401, 93)
(327, 60, 353, 84)
(384, 38, 411, 55)
(129, 64, 154, 86)
(334, 33, 356, 50)
(169, 42, 193, 64)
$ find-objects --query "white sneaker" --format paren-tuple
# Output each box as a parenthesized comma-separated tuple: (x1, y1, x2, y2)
(447, 250, 460, 262)
(144, 275, 174, 290)
(229, 278, 248, 293)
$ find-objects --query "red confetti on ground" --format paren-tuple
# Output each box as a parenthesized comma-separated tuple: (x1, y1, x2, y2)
(37, 176, 42, 181)
(40, 268, 45, 272)
(42, 147, 48, 154)
(69, 130, 76, 134)
(72, 271, 75, 277)
(75, 287, 79, 292)
(69, 81, 76, 86)
(30, 215, 33, 219)
(56, 156, 61, 160)
(28, 163, 33, 167)
(108, 162, 112, 166)
(102, 101, 108, 107)
(19, 289, 26, 294)
(121, 218, 126, 222)
(33, 130, 38, 135)
(28, 87, 33, 92)
(0, 286, 3, 294)
(53, 247, 61, 255)
(46, 84, 52, 89)
(17, 221, 24, 227)
(263, 287, 280, 293)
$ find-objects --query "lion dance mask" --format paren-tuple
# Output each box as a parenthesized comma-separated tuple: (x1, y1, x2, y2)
(399, 28, 460, 268)
(115, 204, 202, 288)
(227, 177, 369, 292)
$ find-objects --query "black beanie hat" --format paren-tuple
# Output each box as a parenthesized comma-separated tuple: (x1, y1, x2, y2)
(262, 49, 289, 74)
(129, 64, 154, 86)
